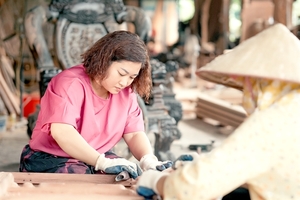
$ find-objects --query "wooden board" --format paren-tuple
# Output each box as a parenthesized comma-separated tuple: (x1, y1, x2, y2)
(0, 172, 143, 200)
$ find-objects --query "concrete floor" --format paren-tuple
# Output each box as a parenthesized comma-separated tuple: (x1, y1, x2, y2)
(0, 74, 229, 172)
(0, 124, 29, 172)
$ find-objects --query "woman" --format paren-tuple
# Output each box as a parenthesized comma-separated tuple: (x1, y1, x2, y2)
(19, 30, 171, 178)
(136, 23, 300, 199)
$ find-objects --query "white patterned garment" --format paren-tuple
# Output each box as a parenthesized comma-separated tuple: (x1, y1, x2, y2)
(163, 78, 300, 200)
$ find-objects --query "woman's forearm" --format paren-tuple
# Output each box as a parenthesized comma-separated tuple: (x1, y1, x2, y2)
(50, 123, 99, 166)
(123, 132, 153, 160)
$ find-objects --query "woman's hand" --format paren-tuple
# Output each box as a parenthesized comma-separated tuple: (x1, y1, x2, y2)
(95, 154, 142, 179)
(140, 154, 173, 171)
(172, 152, 200, 169)
(136, 170, 169, 199)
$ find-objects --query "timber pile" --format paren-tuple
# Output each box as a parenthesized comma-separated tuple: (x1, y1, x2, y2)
(0, 172, 143, 200)
(0, 47, 20, 116)
(195, 86, 247, 128)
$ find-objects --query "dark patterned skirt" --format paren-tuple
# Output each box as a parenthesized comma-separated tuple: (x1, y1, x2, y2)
(19, 144, 120, 174)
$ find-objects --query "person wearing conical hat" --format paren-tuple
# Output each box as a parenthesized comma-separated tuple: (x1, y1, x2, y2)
(135, 23, 300, 200)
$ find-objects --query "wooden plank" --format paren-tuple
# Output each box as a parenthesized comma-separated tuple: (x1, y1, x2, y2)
(2, 194, 143, 200)
(11, 172, 117, 184)
(1, 172, 143, 200)
(0, 72, 20, 114)
(0, 56, 17, 94)
(8, 183, 137, 196)
(0, 50, 15, 78)
(0, 84, 15, 114)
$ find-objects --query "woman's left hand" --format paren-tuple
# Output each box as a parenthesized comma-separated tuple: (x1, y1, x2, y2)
(139, 154, 173, 171)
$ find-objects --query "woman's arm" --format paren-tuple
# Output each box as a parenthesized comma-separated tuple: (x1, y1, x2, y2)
(161, 108, 279, 199)
(123, 131, 153, 161)
(50, 122, 99, 166)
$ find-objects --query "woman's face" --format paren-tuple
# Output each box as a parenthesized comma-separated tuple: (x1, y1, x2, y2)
(101, 60, 142, 94)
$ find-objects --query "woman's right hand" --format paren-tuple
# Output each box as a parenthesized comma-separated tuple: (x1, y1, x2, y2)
(95, 154, 142, 179)
(172, 152, 200, 169)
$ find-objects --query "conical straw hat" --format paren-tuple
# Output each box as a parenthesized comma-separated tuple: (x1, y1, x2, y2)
(196, 23, 300, 90)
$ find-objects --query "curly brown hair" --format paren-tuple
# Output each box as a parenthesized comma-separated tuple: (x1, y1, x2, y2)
(81, 30, 152, 100)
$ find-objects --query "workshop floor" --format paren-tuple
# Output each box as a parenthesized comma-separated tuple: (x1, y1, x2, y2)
(0, 72, 230, 172)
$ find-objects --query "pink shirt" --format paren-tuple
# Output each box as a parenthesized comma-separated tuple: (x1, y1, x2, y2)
(30, 65, 144, 157)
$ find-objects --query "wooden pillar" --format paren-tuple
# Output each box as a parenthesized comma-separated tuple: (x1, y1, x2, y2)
(221, 0, 230, 50)
(200, 0, 230, 54)
(208, 0, 230, 54)
(240, 0, 274, 42)
(151, 0, 179, 53)
(190, 0, 205, 36)
(273, 0, 294, 29)
(201, 0, 212, 47)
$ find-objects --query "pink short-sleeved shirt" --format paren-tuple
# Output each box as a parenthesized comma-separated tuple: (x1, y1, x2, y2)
(29, 65, 145, 157)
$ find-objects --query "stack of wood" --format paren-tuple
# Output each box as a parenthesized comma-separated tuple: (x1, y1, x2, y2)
(195, 86, 247, 129)
(0, 47, 20, 116)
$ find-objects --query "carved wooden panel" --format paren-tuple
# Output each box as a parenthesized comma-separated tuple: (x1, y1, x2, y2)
(55, 19, 109, 68)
